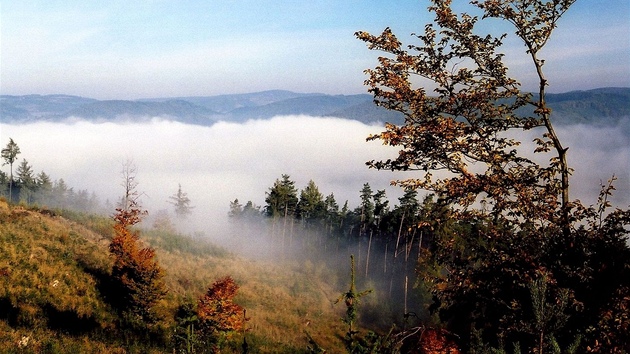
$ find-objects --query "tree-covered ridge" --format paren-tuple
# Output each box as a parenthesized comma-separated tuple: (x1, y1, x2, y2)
(230, 174, 457, 317)
(2, 87, 629, 127)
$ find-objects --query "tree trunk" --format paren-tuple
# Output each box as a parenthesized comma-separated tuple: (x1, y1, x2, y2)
(395, 211, 405, 259)
(365, 230, 373, 277)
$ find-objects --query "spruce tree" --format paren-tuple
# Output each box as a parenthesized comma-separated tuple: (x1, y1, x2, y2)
(1, 138, 21, 202)
(16, 159, 35, 204)
(168, 183, 194, 219)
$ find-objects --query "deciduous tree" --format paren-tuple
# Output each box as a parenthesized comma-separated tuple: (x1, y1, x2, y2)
(109, 160, 166, 327)
(357, 0, 629, 351)
(197, 276, 246, 350)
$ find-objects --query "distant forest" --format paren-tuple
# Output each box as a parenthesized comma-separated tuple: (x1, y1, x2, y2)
(0, 158, 106, 214)
(227, 174, 446, 314)
(2, 87, 629, 127)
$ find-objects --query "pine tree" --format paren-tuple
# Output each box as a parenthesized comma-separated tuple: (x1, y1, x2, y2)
(264, 174, 299, 218)
(241, 201, 261, 220)
(264, 174, 299, 250)
(0, 171, 8, 197)
(16, 159, 35, 204)
(35, 171, 53, 206)
(52, 179, 68, 209)
(297, 180, 326, 228)
(228, 199, 243, 219)
(356, 183, 374, 238)
(324, 193, 340, 236)
(168, 183, 194, 219)
(335, 255, 372, 350)
(1, 138, 20, 202)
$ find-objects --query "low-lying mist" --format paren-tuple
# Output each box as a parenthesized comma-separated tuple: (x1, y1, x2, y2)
(2, 114, 628, 324)
(2, 115, 628, 235)
(2, 116, 406, 231)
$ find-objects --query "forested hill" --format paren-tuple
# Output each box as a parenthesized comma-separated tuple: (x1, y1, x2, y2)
(2, 87, 629, 126)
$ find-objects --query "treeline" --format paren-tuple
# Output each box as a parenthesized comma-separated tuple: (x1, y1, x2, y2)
(228, 174, 440, 316)
(1, 138, 107, 213)
(230, 171, 630, 353)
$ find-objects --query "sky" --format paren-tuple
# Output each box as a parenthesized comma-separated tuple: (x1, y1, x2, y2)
(1, 2, 628, 235)
(1, 0, 629, 99)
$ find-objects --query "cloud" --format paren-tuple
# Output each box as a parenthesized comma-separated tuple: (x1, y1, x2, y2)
(1, 116, 405, 229)
(1, 116, 627, 237)
(557, 120, 630, 207)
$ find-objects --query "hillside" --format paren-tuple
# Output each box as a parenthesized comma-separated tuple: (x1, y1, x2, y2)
(546, 87, 630, 125)
(3, 87, 628, 126)
(0, 200, 351, 353)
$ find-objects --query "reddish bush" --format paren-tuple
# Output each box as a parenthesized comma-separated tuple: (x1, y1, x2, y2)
(197, 276, 245, 335)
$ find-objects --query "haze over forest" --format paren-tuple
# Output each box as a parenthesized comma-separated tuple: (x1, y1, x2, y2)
(1, 88, 629, 245)
(1, 1, 630, 352)
(2, 1, 628, 231)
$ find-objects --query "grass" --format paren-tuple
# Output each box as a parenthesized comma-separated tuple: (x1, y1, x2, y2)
(0, 199, 353, 353)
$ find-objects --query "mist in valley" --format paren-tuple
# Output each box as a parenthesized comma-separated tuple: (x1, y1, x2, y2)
(2, 114, 629, 325)
(1, 116, 406, 226)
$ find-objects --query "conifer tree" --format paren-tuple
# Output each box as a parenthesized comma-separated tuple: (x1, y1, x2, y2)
(52, 178, 68, 208)
(35, 171, 53, 206)
(241, 201, 261, 220)
(336, 255, 372, 336)
(16, 159, 36, 204)
(297, 180, 326, 228)
(228, 199, 244, 219)
(264, 174, 299, 218)
(356, 183, 374, 237)
(324, 193, 341, 236)
(1, 138, 21, 202)
(168, 183, 194, 219)
(0, 171, 8, 197)
(264, 174, 299, 249)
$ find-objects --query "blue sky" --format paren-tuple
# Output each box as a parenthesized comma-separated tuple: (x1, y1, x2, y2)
(2, 0, 629, 99)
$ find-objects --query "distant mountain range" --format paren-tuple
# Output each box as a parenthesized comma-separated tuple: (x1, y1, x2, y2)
(1, 88, 629, 126)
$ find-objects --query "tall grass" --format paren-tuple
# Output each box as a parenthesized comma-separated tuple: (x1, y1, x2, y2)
(0, 200, 353, 353)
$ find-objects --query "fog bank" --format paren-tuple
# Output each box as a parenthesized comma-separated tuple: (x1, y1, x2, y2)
(1, 116, 627, 237)
(1, 116, 405, 232)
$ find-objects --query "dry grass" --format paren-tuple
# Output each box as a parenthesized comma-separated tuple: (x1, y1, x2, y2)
(0, 200, 350, 353)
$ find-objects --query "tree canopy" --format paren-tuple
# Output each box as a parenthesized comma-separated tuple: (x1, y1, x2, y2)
(356, 0, 629, 352)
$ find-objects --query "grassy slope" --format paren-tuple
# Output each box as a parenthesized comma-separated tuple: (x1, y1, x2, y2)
(0, 200, 348, 353)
